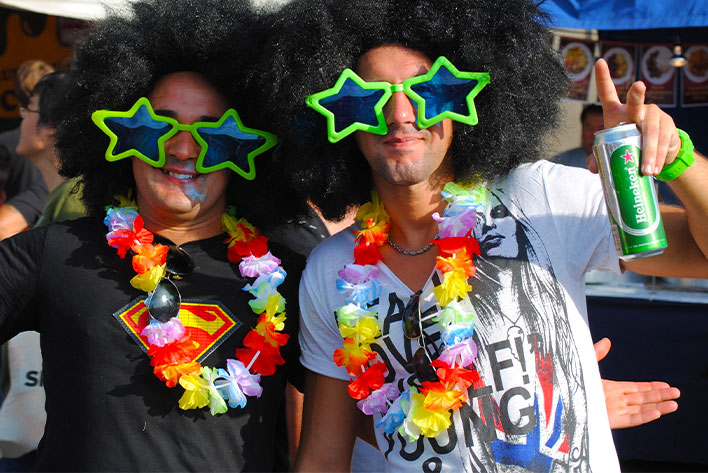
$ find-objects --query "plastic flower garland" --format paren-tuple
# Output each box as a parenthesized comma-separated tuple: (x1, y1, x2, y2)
(333, 182, 487, 440)
(104, 195, 288, 415)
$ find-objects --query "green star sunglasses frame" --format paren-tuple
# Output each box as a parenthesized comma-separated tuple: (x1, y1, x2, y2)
(306, 56, 490, 143)
(92, 97, 278, 180)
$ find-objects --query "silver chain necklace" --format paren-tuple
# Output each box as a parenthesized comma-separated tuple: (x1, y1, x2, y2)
(386, 234, 440, 256)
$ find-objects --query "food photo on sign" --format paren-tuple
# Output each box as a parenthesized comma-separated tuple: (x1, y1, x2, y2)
(601, 42, 637, 103)
(682, 44, 708, 107)
(560, 37, 594, 101)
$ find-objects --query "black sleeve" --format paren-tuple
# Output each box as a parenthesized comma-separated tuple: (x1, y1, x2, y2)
(265, 207, 330, 259)
(4, 152, 48, 225)
(0, 225, 47, 343)
(272, 242, 307, 393)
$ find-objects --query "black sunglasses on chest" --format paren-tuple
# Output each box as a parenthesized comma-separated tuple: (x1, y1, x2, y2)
(403, 290, 438, 383)
(146, 245, 195, 322)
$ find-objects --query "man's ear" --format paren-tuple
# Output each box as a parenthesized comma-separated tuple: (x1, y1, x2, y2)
(37, 125, 57, 147)
(40, 126, 56, 139)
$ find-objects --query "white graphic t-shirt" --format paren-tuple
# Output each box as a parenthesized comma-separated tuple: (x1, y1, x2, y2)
(299, 161, 622, 472)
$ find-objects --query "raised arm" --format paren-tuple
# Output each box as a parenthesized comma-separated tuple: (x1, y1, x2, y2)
(591, 58, 708, 278)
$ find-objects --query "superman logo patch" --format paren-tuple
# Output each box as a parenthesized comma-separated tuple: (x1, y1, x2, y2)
(113, 298, 242, 363)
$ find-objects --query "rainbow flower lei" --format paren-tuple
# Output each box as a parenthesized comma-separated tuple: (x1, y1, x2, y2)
(333, 182, 487, 440)
(104, 195, 289, 415)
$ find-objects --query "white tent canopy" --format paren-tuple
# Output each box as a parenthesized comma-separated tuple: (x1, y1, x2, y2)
(0, 0, 135, 20)
(0, 0, 287, 20)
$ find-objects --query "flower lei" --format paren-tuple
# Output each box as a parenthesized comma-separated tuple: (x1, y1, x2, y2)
(333, 182, 487, 441)
(104, 195, 289, 415)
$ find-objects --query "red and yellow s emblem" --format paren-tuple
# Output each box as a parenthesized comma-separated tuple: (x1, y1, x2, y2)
(113, 298, 242, 362)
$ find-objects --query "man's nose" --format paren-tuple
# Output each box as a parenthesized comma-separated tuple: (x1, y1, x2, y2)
(165, 129, 199, 160)
(383, 91, 416, 126)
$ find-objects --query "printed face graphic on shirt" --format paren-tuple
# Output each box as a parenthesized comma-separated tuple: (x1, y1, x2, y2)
(476, 193, 520, 259)
(370, 188, 590, 473)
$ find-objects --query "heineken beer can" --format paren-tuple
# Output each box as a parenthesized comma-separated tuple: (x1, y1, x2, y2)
(593, 123, 667, 260)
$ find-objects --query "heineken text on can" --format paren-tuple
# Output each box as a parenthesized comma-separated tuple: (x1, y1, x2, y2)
(593, 123, 667, 260)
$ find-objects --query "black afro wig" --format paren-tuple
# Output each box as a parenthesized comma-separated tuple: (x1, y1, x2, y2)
(254, 0, 569, 221)
(54, 0, 305, 228)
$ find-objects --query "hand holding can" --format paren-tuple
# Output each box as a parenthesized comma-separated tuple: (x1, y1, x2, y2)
(593, 123, 667, 260)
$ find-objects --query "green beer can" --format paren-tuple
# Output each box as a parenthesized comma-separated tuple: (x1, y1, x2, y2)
(593, 123, 667, 261)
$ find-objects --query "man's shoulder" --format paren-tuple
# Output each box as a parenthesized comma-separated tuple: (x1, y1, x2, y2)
(307, 225, 355, 262)
(496, 160, 552, 189)
(302, 226, 356, 285)
(493, 161, 600, 213)
(44, 215, 104, 243)
(550, 147, 589, 169)
(505, 159, 589, 185)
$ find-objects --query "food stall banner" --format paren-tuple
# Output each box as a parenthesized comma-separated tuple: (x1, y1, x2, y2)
(559, 37, 594, 102)
(681, 44, 708, 107)
(639, 43, 677, 107)
(541, 0, 708, 30)
(599, 41, 637, 103)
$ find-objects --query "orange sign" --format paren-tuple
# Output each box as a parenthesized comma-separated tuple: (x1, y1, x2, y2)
(114, 298, 242, 363)
(0, 9, 76, 119)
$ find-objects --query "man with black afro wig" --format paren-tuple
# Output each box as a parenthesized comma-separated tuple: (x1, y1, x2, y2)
(253, 0, 708, 471)
(0, 0, 307, 470)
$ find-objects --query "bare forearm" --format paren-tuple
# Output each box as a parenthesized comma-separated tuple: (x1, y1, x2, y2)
(357, 415, 378, 448)
(667, 150, 708, 260)
(0, 205, 29, 240)
(286, 383, 304, 465)
(294, 371, 359, 472)
(625, 151, 708, 277)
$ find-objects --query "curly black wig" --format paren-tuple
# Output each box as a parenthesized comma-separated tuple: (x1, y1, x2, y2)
(254, 0, 569, 221)
(34, 71, 72, 128)
(54, 0, 305, 227)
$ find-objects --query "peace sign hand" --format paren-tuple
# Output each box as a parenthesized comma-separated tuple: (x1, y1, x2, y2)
(593, 58, 681, 176)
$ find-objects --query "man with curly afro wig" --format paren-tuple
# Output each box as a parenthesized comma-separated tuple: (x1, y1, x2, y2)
(253, 0, 708, 471)
(0, 0, 307, 470)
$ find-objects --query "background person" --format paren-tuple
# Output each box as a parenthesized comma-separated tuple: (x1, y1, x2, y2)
(551, 104, 603, 168)
(0, 60, 55, 240)
(15, 71, 86, 225)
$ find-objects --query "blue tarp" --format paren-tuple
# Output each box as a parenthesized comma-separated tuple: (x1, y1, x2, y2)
(539, 0, 708, 30)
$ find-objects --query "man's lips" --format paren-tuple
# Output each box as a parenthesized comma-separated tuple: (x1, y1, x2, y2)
(383, 133, 424, 146)
(159, 167, 201, 181)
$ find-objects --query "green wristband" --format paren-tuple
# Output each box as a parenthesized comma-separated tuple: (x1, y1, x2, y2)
(656, 129, 694, 182)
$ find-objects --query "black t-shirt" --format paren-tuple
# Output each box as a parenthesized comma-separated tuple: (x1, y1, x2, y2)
(0, 217, 304, 472)
(2, 145, 48, 225)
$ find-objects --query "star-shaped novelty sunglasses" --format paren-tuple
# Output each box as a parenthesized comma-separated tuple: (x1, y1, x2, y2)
(306, 56, 490, 143)
(92, 97, 277, 180)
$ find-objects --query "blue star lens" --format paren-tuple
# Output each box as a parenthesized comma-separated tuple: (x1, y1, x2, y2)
(197, 116, 265, 171)
(319, 77, 386, 133)
(105, 105, 173, 163)
(409, 68, 479, 121)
